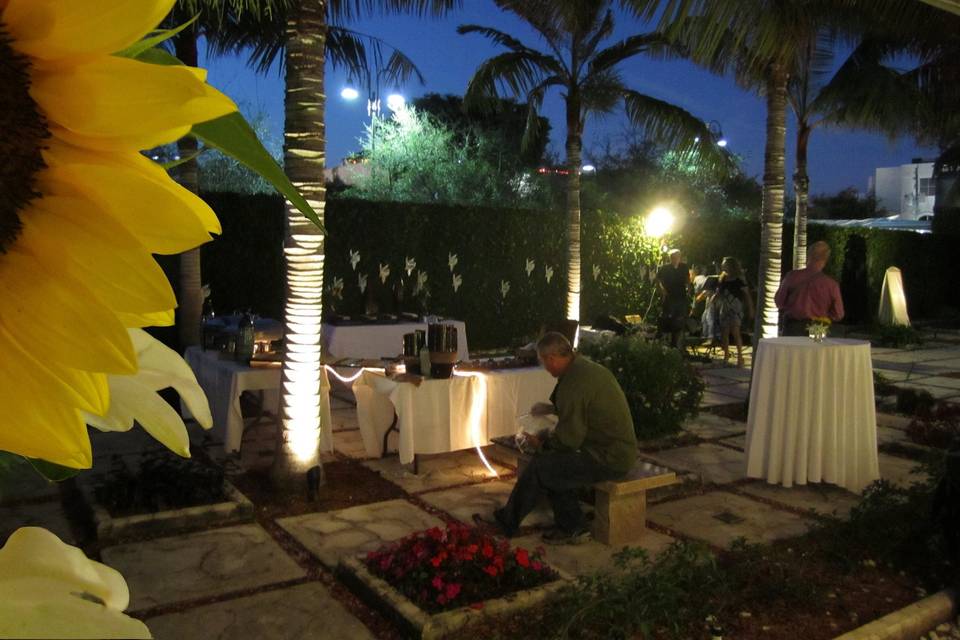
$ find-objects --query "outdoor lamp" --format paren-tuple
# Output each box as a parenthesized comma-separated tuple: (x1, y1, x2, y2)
(645, 206, 674, 238)
(386, 93, 406, 112)
(340, 87, 359, 100)
(708, 120, 727, 147)
(582, 164, 596, 173)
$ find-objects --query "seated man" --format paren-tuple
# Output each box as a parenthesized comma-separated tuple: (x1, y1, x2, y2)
(474, 332, 637, 544)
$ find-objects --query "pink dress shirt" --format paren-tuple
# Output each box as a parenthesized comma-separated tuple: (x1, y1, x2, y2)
(774, 268, 845, 321)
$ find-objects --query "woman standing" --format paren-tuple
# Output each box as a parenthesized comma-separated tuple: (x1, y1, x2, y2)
(715, 257, 754, 367)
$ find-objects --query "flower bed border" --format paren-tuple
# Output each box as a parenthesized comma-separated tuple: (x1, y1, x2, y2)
(79, 480, 254, 543)
(339, 555, 571, 640)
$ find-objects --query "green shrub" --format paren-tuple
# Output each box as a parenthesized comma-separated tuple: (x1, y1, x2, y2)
(580, 336, 704, 439)
(874, 323, 923, 348)
(895, 387, 936, 416)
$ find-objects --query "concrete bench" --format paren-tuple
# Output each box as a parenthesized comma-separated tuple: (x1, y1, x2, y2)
(488, 438, 676, 546)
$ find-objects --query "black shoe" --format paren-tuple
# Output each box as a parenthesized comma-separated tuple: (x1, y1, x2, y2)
(541, 527, 591, 545)
(472, 511, 514, 538)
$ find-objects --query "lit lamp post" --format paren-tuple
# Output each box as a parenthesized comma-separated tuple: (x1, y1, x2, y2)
(341, 77, 405, 152)
(707, 120, 727, 148)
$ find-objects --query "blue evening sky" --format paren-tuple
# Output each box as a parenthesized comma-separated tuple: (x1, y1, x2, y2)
(199, 1, 936, 197)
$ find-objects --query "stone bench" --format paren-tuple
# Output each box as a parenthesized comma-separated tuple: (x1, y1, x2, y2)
(488, 438, 676, 546)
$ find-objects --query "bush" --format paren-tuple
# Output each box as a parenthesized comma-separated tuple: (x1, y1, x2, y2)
(895, 387, 936, 417)
(580, 336, 704, 439)
(874, 323, 923, 348)
(906, 402, 960, 449)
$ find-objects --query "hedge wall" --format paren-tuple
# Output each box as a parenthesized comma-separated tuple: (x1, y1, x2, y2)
(198, 193, 954, 350)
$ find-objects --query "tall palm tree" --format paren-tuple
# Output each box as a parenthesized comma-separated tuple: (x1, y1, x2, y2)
(459, 0, 730, 323)
(209, 0, 458, 491)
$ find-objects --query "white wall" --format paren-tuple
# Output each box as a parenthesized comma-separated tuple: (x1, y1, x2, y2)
(873, 162, 936, 219)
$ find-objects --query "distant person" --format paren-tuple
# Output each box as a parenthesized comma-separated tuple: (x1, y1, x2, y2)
(774, 240, 845, 336)
(656, 249, 691, 348)
(715, 257, 754, 367)
(691, 264, 708, 296)
(473, 332, 636, 545)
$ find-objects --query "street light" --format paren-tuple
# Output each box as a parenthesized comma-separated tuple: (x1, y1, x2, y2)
(707, 120, 727, 147)
(340, 87, 359, 101)
(645, 205, 675, 238)
(386, 93, 406, 112)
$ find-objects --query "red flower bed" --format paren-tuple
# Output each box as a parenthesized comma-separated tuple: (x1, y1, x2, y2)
(364, 523, 558, 613)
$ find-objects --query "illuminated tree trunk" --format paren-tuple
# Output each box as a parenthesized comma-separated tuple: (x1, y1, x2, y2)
(175, 34, 203, 349)
(564, 96, 583, 322)
(273, 0, 327, 493)
(792, 123, 811, 269)
(754, 64, 789, 342)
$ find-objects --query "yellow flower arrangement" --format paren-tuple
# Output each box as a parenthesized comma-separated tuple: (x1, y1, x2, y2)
(0, 0, 235, 468)
(806, 316, 831, 342)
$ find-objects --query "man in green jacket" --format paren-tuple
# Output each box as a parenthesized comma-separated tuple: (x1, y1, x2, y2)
(475, 332, 637, 544)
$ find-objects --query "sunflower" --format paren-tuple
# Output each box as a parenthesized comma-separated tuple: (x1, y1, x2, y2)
(0, 0, 236, 468)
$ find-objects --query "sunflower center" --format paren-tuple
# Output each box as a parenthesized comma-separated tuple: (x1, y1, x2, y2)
(0, 25, 48, 254)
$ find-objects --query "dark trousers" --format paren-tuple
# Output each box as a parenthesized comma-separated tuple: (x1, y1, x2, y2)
(495, 450, 622, 535)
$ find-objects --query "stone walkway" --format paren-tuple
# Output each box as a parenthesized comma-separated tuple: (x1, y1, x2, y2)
(2, 335, 955, 639)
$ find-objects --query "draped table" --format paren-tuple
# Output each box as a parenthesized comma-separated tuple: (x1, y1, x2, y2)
(183, 346, 333, 454)
(353, 367, 556, 464)
(745, 337, 879, 493)
(322, 320, 469, 361)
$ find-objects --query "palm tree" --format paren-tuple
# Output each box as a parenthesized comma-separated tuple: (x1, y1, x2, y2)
(208, 0, 457, 492)
(459, 0, 731, 323)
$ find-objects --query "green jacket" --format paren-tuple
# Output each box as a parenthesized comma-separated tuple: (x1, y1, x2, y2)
(547, 355, 637, 474)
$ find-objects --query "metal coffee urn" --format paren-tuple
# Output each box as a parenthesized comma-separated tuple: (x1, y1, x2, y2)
(401, 330, 426, 375)
(427, 323, 458, 379)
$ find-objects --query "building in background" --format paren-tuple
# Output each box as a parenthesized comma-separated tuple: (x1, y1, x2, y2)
(871, 158, 936, 220)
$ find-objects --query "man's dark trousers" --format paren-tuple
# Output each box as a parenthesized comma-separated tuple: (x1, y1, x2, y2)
(495, 450, 621, 536)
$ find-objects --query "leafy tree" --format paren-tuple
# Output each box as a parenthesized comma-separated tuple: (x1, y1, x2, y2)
(343, 106, 554, 207)
(197, 109, 282, 194)
(807, 187, 879, 220)
(459, 0, 731, 322)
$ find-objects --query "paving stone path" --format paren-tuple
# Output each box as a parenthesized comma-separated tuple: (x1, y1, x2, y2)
(2, 336, 954, 639)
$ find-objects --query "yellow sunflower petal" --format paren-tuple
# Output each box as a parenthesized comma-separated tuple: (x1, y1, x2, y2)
(0, 365, 91, 468)
(42, 140, 220, 248)
(0, 247, 136, 375)
(32, 57, 237, 150)
(0, 325, 108, 416)
(3, 0, 175, 62)
(19, 196, 176, 314)
(115, 310, 176, 328)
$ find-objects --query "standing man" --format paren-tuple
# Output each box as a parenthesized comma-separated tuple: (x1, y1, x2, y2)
(657, 248, 691, 348)
(474, 332, 637, 545)
(775, 240, 845, 336)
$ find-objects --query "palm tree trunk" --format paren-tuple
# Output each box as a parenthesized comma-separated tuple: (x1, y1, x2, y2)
(175, 34, 203, 350)
(273, 0, 327, 494)
(754, 64, 789, 343)
(792, 124, 811, 270)
(564, 101, 583, 323)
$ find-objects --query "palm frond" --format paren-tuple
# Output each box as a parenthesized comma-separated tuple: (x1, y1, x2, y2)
(589, 33, 664, 76)
(622, 89, 734, 177)
(580, 9, 616, 61)
(463, 51, 556, 108)
(329, 0, 459, 22)
(580, 69, 625, 116)
(521, 78, 561, 155)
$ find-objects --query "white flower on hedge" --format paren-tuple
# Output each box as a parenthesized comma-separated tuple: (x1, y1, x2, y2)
(525, 258, 535, 277)
(379, 263, 391, 284)
(84, 329, 212, 458)
(500, 280, 511, 299)
(545, 266, 555, 283)
(0, 527, 150, 639)
(452, 273, 463, 292)
(405, 256, 416, 276)
(414, 270, 428, 295)
(593, 265, 601, 280)
(349, 249, 361, 271)
(358, 273, 368, 294)
(448, 252, 458, 272)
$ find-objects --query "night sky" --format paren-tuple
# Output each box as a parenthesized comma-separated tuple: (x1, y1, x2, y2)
(200, 1, 936, 198)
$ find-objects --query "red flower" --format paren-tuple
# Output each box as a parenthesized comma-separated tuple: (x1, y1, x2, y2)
(483, 564, 499, 577)
(445, 582, 461, 600)
(515, 548, 530, 567)
(432, 575, 444, 591)
(481, 543, 494, 558)
(437, 594, 447, 605)
(427, 527, 443, 541)
(430, 551, 447, 567)
(532, 560, 543, 571)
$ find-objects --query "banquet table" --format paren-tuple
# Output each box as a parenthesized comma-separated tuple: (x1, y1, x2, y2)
(322, 320, 469, 361)
(353, 367, 556, 464)
(744, 337, 879, 493)
(183, 347, 333, 454)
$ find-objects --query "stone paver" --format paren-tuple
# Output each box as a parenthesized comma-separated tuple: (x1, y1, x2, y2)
(363, 450, 509, 494)
(0, 501, 75, 545)
(647, 491, 814, 548)
(277, 499, 443, 567)
(417, 479, 555, 529)
(913, 375, 960, 391)
(640, 443, 746, 485)
(103, 523, 305, 611)
(879, 453, 930, 489)
(332, 428, 371, 459)
(719, 434, 746, 449)
(892, 381, 958, 400)
(737, 481, 860, 519)
(876, 412, 914, 430)
(877, 426, 913, 446)
(511, 528, 676, 577)
(706, 366, 753, 381)
(701, 391, 745, 407)
(146, 582, 374, 640)
(682, 413, 746, 440)
(711, 382, 749, 401)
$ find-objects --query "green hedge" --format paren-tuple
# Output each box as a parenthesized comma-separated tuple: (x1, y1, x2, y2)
(198, 193, 954, 350)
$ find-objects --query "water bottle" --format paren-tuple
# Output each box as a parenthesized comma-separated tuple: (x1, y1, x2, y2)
(236, 313, 255, 363)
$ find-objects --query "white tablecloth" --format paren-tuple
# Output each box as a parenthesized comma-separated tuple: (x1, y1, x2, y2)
(322, 321, 469, 361)
(183, 347, 333, 454)
(745, 337, 879, 493)
(353, 367, 556, 464)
